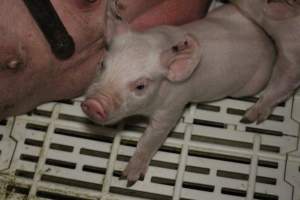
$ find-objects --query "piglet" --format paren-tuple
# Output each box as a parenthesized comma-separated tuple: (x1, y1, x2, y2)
(236, 0, 300, 123)
(82, 0, 275, 186)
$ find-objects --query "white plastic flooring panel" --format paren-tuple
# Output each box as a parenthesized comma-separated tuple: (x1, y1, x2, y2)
(0, 91, 300, 200)
(0, 90, 299, 200)
(1, 3, 300, 200)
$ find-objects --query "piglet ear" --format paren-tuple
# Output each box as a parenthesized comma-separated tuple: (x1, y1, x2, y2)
(102, 0, 131, 43)
(264, 0, 298, 20)
(160, 34, 201, 82)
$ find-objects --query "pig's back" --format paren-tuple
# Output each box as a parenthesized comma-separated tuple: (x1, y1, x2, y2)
(182, 5, 276, 102)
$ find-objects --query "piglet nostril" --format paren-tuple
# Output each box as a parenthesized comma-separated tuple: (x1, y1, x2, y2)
(81, 102, 89, 112)
(81, 99, 108, 121)
(95, 105, 107, 120)
(96, 111, 104, 118)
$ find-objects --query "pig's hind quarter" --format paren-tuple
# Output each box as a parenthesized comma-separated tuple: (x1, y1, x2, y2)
(178, 4, 276, 103)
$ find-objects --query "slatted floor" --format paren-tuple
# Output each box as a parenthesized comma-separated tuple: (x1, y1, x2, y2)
(0, 91, 299, 200)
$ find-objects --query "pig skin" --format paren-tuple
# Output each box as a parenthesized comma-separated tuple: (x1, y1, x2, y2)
(236, 0, 300, 124)
(83, 2, 276, 186)
(0, 0, 210, 120)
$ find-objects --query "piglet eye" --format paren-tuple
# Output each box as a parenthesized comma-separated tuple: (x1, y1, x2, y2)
(130, 78, 151, 95)
(136, 84, 145, 90)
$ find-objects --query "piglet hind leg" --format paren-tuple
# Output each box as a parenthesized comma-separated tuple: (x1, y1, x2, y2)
(121, 108, 184, 187)
(242, 57, 300, 124)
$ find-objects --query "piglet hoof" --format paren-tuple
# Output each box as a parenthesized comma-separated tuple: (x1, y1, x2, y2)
(126, 180, 136, 188)
(242, 103, 273, 125)
(240, 117, 253, 124)
(121, 155, 149, 187)
(256, 108, 272, 124)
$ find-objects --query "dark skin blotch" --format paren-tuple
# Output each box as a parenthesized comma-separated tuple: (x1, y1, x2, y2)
(172, 40, 188, 53)
(85, 0, 98, 3)
(172, 45, 179, 52)
(3, 104, 15, 111)
(104, 42, 110, 51)
(0, 63, 6, 70)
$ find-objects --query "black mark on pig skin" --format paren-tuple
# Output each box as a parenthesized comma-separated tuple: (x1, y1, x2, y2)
(172, 46, 179, 52)
(85, 0, 98, 3)
(23, 0, 75, 60)
(0, 104, 15, 113)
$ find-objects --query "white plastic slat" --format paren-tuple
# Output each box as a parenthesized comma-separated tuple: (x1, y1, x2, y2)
(0, 118, 15, 171)
(1, 96, 298, 200)
(15, 160, 37, 172)
(185, 97, 298, 137)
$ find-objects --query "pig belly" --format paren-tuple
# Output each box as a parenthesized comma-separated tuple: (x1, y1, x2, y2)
(0, 0, 210, 120)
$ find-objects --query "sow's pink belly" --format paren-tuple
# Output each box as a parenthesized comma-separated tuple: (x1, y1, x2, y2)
(0, 0, 211, 119)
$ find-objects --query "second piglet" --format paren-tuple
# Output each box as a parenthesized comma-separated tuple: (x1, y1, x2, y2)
(236, 0, 300, 123)
(82, 0, 275, 186)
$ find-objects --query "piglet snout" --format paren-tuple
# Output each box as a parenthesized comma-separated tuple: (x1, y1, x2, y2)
(81, 99, 107, 122)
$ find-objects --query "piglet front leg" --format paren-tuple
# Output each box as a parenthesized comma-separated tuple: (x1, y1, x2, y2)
(121, 108, 184, 187)
(242, 55, 300, 124)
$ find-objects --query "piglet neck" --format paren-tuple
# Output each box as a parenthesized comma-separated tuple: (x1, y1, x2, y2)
(145, 25, 187, 50)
